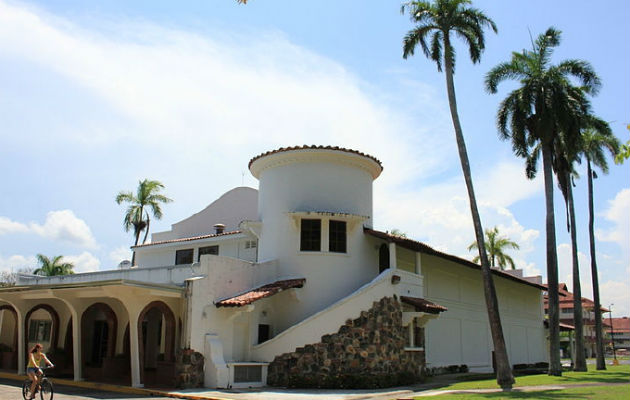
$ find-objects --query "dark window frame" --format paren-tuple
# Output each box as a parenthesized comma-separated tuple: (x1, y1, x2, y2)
(198, 245, 219, 261)
(300, 219, 321, 251)
(328, 220, 347, 253)
(175, 249, 194, 265)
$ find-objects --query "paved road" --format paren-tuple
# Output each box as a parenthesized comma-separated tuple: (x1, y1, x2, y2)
(0, 379, 168, 400)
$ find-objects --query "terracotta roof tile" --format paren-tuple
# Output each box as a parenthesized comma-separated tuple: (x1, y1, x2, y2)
(606, 317, 630, 333)
(401, 296, 448, 314)
(248, 145, 383, 170)
(215, 278, 305, 307)
(132, 230, 241, 248)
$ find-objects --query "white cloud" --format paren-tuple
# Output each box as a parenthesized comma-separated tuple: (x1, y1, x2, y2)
(0, 217, 29, 235)
(62, 251, 100, 273)
(596, 188, 630, 251)
(557, 243, 593, 298)
(29, 210, 98, 249)
(599, 280, 630, 319)
(0, 254, 37, 273)
(109, 246, 132, 266)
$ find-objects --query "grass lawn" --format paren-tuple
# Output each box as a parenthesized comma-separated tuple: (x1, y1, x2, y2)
(433, 364, 629, 390)
(419, 384, 630, 399)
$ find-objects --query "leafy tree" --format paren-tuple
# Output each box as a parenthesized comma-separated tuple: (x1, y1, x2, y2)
(614, 124, 630, 164)
(485, 27, 601, 375)
(468, 226, 520, 270)
(581, 122, 620, 369)
(389, 229, 408, 238)
(33, 255, 74, 276)
(401, 0, 514, 388)
(116, 179, 172, 265)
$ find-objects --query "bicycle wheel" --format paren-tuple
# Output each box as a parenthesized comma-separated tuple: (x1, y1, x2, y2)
(22, 380, 32, 400)
(39, 379, 53, 400)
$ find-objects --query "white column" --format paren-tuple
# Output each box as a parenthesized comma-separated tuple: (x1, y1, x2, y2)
(388, 242, 397, 269)
(129, 308, 143, 388)
(16, 309, 25, 375)
(70, 308, 83, 381)
(415, 252, 422, 275)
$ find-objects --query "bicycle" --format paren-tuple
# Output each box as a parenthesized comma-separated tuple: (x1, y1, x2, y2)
(22, 366, 54, 400)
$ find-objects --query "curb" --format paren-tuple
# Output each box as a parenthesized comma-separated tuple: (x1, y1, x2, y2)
(0, 372, 231, 400)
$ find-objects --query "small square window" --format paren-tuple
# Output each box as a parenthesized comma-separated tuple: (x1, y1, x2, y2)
(300, 219, 321, 251)
(175, 249, 194, 264)
(329, 220, 346, 253)
(258, 324, 271, 344)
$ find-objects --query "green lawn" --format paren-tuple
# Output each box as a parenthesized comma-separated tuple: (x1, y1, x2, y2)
(433, 364, 629, 391)
(421, 385, 629, 400)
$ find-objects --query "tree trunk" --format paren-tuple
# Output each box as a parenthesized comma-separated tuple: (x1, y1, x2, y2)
(587, 160, 606, 370)
(542, 143, 562, 375)
(443, 41, 514, 389)
(142, 215, 151, 244)
(567, 173, 586, 371)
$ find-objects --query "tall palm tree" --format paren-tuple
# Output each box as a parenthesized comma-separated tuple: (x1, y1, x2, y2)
(33, 254, 75, 276)
(485, 27, 601, 375)
(116, 179, 172, 265)
(468, 226, 520, 270)
(581, 122, 620, 370)
(401, 0, 514, 388)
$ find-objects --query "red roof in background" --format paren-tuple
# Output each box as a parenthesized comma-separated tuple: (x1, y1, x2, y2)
(215, 278, 305, 307)
(606, 317, 630, 333)
(400, 296, 448, 314)
(543, 283, 609, 312)
(248, 145, 383, 170)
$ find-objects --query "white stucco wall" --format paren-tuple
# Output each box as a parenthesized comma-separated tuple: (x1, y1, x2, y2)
(153, 187, 258, 241)
(422, 254, 546, 372)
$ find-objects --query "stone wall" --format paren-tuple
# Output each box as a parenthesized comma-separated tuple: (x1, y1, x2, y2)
(267, 296, 425, 388)
(175, 349, 204, 389)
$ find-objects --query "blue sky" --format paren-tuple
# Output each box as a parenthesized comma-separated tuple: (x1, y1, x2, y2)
(0, 0, 628, 315)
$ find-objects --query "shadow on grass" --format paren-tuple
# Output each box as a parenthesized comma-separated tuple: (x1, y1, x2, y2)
(450, 389, 605, 399)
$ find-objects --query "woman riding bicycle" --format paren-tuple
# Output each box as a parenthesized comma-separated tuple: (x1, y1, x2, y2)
(26, 343, 53, 400)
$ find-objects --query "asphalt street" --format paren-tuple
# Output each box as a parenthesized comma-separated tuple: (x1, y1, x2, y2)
(0, 379, 168, 400)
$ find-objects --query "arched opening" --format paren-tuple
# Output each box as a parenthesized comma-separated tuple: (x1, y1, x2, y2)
(81, 303, 118, 383)
(25, 305, 60, 354)
(379, 243, 390, 273)
(138, 301, 176, 388)
(0, 305, 18, 370)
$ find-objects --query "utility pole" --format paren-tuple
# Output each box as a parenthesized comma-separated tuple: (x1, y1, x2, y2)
(609, 304, 618, 366)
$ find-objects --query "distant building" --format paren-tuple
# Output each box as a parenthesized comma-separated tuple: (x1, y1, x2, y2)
(0, 146, 547, 389)
(606, 317, 630, 352)
(544, 283, 609, 358)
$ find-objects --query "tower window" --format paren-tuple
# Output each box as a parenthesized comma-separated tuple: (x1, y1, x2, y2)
(329, 220, 347, 253)
(300, 219, 321, 251)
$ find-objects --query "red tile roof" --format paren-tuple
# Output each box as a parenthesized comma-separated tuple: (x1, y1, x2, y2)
(606, 317, 630, 333)
(543, 283, 609, 312)
(131, 230, 241, 248)
(544, 320, 575, 331)
(248, 145, 383, 170)
(401, 296, 448, 314)
(215, 278, 306, 307)
(364, 229, 547, 290)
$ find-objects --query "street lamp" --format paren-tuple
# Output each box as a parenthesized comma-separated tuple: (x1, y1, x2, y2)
(609, 304, 618, 365)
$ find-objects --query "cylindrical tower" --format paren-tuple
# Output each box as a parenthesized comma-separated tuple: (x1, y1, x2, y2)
(249, 146, 383, 326)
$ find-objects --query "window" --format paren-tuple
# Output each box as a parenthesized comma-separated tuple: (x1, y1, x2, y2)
(328, 220, 347, 253)
(198, 245, 219, 261)
(244, 240, 257, 249)
(561, 307, 574, 313)
(28, 320, 51, 342)
(258, 324, 270, 344)
(300, 219, 321, 251)
(175, 249, 194, 264)
(413, 320, 425, 348)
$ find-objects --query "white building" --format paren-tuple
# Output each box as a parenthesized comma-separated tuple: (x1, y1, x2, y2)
(0, 146, 547, 389)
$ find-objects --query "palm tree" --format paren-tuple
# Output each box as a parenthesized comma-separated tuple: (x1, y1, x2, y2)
(401, 0, 514, 388)
(33, 254, 75, 276)
(581, 122, 620, 370)
(468, 226, 520, 270)
(485, 27, 601, 375)
(116, 179, 172, 265)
